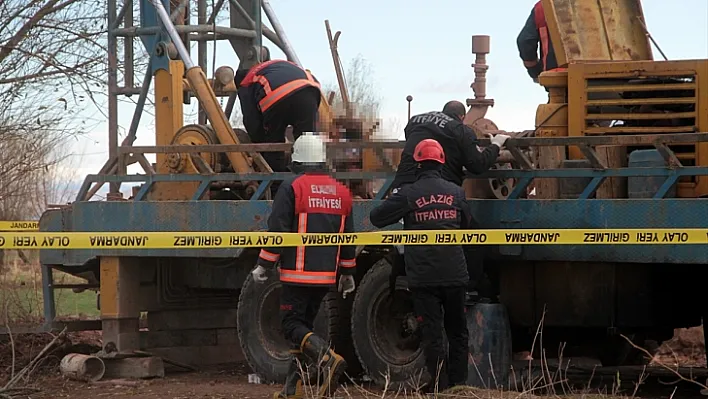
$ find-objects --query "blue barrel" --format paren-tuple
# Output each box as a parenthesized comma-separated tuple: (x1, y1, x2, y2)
(466, 303, 512, 389)
(627, 149, 677, 198)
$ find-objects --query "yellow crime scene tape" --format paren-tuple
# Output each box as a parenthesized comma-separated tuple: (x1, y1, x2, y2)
(0, 221, 39, 231)
(0, 229, 706, 249)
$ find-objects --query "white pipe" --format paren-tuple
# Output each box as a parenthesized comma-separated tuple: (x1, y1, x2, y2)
(261, 0, 301, 67)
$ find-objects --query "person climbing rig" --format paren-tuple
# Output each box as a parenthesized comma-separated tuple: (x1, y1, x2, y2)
(234, 59, 323, 174)
(517, 0, 559, 83)
(389, 100, 510, 301)
(249, 132, 356, 399)
(370, 139, 472, 393)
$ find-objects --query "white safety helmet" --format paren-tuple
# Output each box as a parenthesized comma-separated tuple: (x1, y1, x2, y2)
(291, 132, 327, 164)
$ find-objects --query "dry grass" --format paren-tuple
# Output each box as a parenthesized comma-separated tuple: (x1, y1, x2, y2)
(0, 255, 97, 326)
(2, 257, 706, 398)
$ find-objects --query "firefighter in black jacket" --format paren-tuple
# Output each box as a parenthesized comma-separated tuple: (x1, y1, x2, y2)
(235, 59, 322, 173)
(370, 139, 472, 392)
(389, 101, 509, 299)
(249, 132, 356, 399)
(517, 0, 559, 83)
(391, 101, 509, 191)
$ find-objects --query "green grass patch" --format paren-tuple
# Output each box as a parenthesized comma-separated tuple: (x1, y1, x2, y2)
(1, 261, 99, 323)
(1, 285, 99, 323)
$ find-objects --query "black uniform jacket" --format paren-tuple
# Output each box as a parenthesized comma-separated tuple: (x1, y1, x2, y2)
(236, 60, 321, 137)
(256, 172, 356, 286)
(391, 111, 500, 190)
(517, 1, 558, 80)
(370, 170, 472, 288)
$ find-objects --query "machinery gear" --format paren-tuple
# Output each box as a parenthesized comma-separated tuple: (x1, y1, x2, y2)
(167, 124, 223, 173)
(300, 332, 347, 397)
(413, 139, 445, 164)
(291, 132, 327, 164)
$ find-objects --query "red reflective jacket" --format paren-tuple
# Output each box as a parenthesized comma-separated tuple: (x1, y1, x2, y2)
(257, 173, 356, 286)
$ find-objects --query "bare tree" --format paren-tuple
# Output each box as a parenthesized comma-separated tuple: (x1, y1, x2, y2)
(323, 54, 381, 119)
(0, 0, 109, 272)
(0, 0, 107, 222)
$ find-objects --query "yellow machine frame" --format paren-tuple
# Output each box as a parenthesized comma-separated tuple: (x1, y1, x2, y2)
(535, 0, 708, 198)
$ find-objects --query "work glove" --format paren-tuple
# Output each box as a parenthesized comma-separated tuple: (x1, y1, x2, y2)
(490, 134, 511, 149)
(251, 265, 268, 283)
(338, 275, 356, 299)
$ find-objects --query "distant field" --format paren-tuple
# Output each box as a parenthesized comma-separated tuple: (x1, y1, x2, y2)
(0, 253, 99, 324)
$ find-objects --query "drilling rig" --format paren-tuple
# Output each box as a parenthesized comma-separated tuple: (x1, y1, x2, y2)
(37, 0, 708, 390)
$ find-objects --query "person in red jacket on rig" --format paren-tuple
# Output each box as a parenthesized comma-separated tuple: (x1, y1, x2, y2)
(249, 132, 356, 399)
(517, 0, 559, 83)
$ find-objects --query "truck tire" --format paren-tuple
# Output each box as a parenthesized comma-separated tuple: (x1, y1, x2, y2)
(598, 334, 656, 366)
(237, 269, 337, 383)
(351, 259, 425, 390)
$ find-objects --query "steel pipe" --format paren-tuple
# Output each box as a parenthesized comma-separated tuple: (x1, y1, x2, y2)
(112, 25, 256, 38)
(148, 0, 195, 68)
(262, 0, 301, 66)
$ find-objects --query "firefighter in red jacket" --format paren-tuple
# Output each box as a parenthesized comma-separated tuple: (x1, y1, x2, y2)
(250, 132, 356, 399)
(517, 1, 559, 83)
(235, 59, 322, 174)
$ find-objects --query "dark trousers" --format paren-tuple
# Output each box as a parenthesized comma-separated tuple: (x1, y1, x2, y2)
(412, 286, 469, 391)
(252, 88, 320, 173)
(280, 283, 329, 348)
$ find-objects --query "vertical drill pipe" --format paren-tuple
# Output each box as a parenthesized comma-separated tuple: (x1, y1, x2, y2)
(124, 0, 134, 88)
(254, 0, 262, 62)
(108, 0, 120, 193)
(325, 20, 349, 107)
(149, 0, 253, 173)
(197, 0, 207, 124)
(261, 0, 301, 66)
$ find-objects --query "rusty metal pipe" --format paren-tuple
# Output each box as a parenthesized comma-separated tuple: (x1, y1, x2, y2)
(148, 0, 253, 173)
(124, 0, 134, 88)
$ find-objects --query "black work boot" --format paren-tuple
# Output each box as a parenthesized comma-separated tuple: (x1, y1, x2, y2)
(300, 332, 348, 397)
(273, 351, 305, 399)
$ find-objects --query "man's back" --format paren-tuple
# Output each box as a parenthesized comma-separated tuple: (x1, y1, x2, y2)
(391, 111, 500, 189)
(392, 111, 467, 188)
(371, 170, 470, 288)
(265, 172, 355, 286)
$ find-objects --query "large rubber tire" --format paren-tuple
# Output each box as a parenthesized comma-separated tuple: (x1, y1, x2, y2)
(351, 259, 426, 390)
(598, 334, 657, 367)
(237, 269, 337, 383)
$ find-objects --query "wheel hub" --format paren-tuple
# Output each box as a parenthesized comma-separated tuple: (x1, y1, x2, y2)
(402, 312, 419, 336)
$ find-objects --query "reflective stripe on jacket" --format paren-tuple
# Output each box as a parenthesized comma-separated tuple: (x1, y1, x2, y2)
(533, 1, 551, 71)
(256, 173, 356, 286)
(239, 60, 321, 112)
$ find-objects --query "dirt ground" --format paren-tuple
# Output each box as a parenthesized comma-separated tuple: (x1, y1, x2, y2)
(1, 327, 707, 398)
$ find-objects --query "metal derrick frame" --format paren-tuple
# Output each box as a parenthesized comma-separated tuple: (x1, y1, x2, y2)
(99, 0, 708, 204)
(102, 0, 295, 197)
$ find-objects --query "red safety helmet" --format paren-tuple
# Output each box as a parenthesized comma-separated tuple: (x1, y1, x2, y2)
(413, 139, 445, 164)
